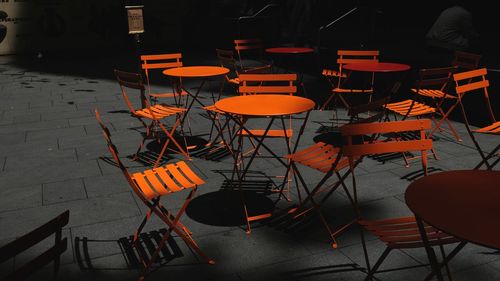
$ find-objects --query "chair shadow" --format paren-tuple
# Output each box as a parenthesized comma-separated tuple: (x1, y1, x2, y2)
(74, 229, 184, 271)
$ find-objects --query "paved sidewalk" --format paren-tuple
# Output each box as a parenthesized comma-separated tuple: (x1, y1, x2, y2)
(0, 52, 499, 281)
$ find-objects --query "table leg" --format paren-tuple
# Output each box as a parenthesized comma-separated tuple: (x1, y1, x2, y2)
(415, 216, 445, 281)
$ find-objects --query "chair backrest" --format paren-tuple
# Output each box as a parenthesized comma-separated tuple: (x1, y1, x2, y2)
(234, 38, 264, 65)
(94, 109, 156, 204)
(114, 69, 146, 115)
(238, 73, 297, 95)
(0, 210, 69, 281)
(216, 48, 239, 82)
(336, 50, 379, 88)
(140, 53, 183, 77)
(453, 67, 496, 124)
(414, 65, 458, 93)
(340, 119, 433, 174)
(140, 53, 183, 94)
(451, 51, 482, 71)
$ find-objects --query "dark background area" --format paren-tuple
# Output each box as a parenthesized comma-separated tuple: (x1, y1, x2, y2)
(3, 0, 498, 127)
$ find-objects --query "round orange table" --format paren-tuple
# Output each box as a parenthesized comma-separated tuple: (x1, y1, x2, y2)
(405, 170, 500, 280)
(163, 66, 229, 78)
(215, 94, 315, 116)
(163, 66, 230, 130)
(343, 62, 411, 97)
(343, 62, 410, 73)
(215, 95, 315, 233)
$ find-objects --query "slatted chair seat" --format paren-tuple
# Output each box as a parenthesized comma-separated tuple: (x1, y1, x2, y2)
(284, 142, 350, 173)
(358, 216, 462, 281)
(411, 88, 456, 99)
(474, 121, 500, 134)
(386, 66, 460, 142)
(131, 161, 205, 199)
(360, 217, 459, 249)
(134, 104, 186, 119)
(385, 100, 436, 117)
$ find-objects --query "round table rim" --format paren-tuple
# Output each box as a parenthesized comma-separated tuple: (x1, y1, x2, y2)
(343, 62, 411, 72)
(405, 169, 500, 250)
(214, 94, 315, 116)
(162, 66, 230, 78)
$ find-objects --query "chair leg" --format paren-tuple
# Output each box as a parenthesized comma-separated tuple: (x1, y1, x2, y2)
(140, 188, 215, 279)
(132, 120, 155, 161)
(154, 118, 190, 168)
(474, 144, 499, 170)
(363, 247, 391, 281)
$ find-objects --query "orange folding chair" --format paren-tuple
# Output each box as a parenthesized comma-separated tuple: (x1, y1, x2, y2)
(453, 68, 499, 170)
(233, 38, 271, 71)
(281, 98, 388, 248)
(0, 210, 69, 281)
(339, 119, 435, 277)
(140, 53, 188, 106)
(321, 50, 379, 112)
(114, 69, 190, 167)
(385, 66, 461, 141)
(95, 109, 214, 280)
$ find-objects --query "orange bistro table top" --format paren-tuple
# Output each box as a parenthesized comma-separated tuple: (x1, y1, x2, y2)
(163, 66, 230, 78)
(405, 170, 500, 250)
(344, 62, 411, 73)
(214, 94, 315, 116)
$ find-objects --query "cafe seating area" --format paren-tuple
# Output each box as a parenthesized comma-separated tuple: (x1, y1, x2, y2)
(0, 41, 499, 281)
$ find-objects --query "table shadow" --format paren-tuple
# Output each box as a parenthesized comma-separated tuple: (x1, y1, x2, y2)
(186, 190, 275, 227)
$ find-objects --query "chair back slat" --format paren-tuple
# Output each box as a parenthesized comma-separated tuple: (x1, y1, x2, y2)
(343, 139, 433, 156)
(239, 74, 297, 95)
(455, 80, 489, 94)
(453, 67, 487, 81)
(234, 38, 263, 51)
(142, 62, 182, 70)
(239, 73, 296, 81)
(239, 85, 297, 94)
(340, 119, 431, 136)
(453, 67, 496, 124)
